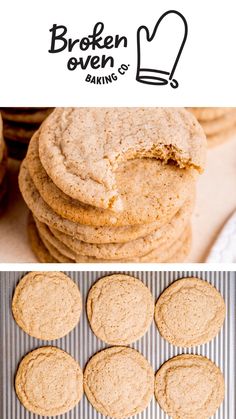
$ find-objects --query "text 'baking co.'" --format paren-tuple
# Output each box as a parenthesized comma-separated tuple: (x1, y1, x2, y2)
(48, 11, 188, 88)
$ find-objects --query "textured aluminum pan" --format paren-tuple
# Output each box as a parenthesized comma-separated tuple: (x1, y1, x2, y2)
(0, 271, 235, 419)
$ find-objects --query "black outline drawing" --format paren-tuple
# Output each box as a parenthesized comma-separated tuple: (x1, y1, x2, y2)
(136, 10, 188, 88)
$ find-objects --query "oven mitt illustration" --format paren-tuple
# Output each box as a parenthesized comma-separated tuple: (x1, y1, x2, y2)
(136, 10, 188, 88)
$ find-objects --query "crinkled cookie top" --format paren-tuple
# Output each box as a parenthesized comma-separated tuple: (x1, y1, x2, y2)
(39, 107, 206, 211)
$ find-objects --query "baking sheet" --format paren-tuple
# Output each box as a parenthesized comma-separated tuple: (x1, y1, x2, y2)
(0, 271, 235, 418)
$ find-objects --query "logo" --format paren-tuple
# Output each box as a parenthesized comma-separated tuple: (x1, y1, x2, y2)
(48, 10, 187, 88)
(48, 22, 130, 85)
(136, 11, 188, 88)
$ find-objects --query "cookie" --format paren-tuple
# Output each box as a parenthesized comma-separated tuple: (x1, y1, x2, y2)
(27, 213, 57, 262)
(35, 216, 191, 262)
(27, 134, 195, 239)
(12, 271, 82, 340)
(84, 346, 154, 418)
(28, 213, 73, 262)
(207, 123, 236, 147)
(155, 278, 225, 347)
(87, 274, 154, 344)
(21, 158, 162, 242)
(15, 346, 83, 416)
(155, 354, 224, 419)
(26, 133, 197, 226)
(48, 198, 192, 259)
(29, 214, 191, 263)
(36, 218, 78, 261)
(22, 160, 194, 248)
(38, 108, 206, 210)
(187, 107, 234, 121)
(0, 107, 53, 124)
(3, 122, 36, 142)
(200, 109, 236, 136)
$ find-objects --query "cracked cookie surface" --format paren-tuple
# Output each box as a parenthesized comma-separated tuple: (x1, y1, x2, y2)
(87, 274, 154, 344)
(12, 271, 82, 340)
(38, 107, 206, 210)
(155, 277, 225, 347)
(155, 354, 224, 419)
(15, 346, 83, 416)
(84, 346, 154, 418)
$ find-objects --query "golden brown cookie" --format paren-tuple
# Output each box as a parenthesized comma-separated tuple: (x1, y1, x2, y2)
(12, 271, 82, 340)
(207, 123, 236, 147)
(84, 346, 154, 418)
(34, 216, 191, 262)
(187, 107, 234, 121)
(38, 108, 206, 210)
(155, 354, 224, 418)
(27, 213, 57, 262)
(155, 278, 225, 347)
(200, 109, 236, 136)
(27, 131, 197, 241)
(47, 198, 192, 259)
(15, 346, 83, 416)
(28, 214, 191, 263)
(87, 274, 154, 344)
(25, 134, 197, 227)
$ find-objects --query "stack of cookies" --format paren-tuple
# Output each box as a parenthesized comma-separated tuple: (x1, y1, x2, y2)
(0, 107, 53, 159)
(188, 107, 236, 146)
(0, 113, 8, 214)
(19, 107, 206, 263)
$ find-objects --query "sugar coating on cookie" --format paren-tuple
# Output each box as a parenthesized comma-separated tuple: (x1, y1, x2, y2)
(155, 277, 225, 347)
(87, 274, 154, 344)
(23, 140, 197, 227)
(12, 271, 82, 340)
(84, 346, 154, 418)
(28, 212, 191, 263)
(38, 107, 206, 210)
(47, 198, 192, 259)
(15, 346, 83, 416)
(155, 354, 224, 418)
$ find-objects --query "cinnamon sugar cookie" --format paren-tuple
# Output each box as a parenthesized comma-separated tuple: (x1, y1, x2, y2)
(15, 347, 83, 416)
(12, 271, 82, 340)
(84, 346, 154, 418)
(38, 107, 206, 210)
(155, 278, 225, 347)
(155, 354, 224, 418)
(87, 274, 154, 344)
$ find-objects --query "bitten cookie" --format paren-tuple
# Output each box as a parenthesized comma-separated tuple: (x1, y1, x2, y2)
(155, 354, 224, 419)
(12, 271, 82, 340)
(38, 107, 206, 210)
(15, 346, 83, 416)
(87, 274, 154, 344)
(84, 346, 154, 418)
(155, 277, 225, 347)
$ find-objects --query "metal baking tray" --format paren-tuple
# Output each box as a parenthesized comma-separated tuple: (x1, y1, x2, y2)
(0, 271, 235, 419)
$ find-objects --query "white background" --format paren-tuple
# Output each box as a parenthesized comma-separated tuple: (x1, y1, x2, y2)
(0, 0, 236, 106)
